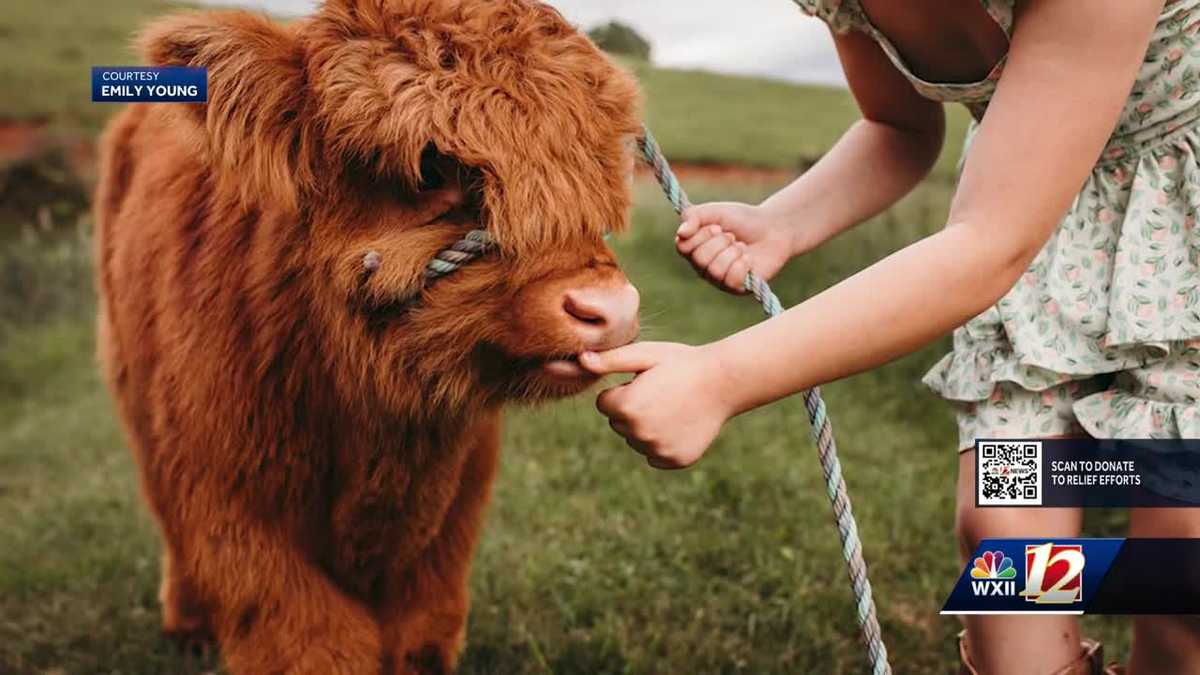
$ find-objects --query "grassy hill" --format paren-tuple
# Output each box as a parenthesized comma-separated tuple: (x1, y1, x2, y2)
(0, 0, 971, 173)
(632, 63, 972, 178)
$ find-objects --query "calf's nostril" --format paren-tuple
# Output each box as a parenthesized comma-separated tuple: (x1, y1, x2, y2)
(562, 292, 608, 327)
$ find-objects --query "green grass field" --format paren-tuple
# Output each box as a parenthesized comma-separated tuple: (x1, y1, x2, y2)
(0, 1, 1131, 673)
(631, 64, 973, 180)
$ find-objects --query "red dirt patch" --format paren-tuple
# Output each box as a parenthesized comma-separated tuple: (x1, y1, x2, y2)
(0, 119, 94, 230)
(0, 119, 52, 166)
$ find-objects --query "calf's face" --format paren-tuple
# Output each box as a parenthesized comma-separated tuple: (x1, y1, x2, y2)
(143, 0, 644, 409)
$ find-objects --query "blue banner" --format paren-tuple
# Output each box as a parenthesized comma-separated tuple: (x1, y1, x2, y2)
(943, 538, 1200, 614)
(942, 539, 1123, 615)
(91, 66, 207, 103)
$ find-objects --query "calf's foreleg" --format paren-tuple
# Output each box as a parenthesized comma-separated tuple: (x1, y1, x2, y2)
(179, 514, 384, 674)
(379, 417, 502, 674)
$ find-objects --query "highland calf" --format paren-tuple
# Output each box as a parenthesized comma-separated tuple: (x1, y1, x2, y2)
(94, 1, 642, 672)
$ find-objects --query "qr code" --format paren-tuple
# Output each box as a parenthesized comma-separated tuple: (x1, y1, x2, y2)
(977, 441, 1043, 506)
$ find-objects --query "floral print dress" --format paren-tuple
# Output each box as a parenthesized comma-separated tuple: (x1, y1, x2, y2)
(792, 0, 1200, 488)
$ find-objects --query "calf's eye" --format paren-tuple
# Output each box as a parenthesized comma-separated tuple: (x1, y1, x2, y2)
(418, 144, 449, 192)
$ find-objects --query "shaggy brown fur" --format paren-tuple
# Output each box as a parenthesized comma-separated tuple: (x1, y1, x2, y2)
(93, 1, 642, 672)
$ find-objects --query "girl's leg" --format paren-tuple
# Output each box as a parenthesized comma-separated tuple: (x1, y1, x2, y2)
(955, 447, 1087, 674)
(1126, 507, 1200, 675)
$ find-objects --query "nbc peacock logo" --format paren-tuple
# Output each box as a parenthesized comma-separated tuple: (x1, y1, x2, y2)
(970, 550, 1018, 596)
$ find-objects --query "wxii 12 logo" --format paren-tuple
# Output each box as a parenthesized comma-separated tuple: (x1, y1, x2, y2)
(969, 543, 1085, 604)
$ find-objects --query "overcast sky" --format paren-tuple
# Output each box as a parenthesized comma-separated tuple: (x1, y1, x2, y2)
(195, 0, 847, 86)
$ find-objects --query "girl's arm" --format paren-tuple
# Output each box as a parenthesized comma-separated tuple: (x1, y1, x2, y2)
(764, 29, 951, 251)
(585, 0, 1164, 468)
(677, 31, 946, 292)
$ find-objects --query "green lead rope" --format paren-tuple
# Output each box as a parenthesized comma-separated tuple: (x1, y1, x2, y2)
(638, 128, 891, 675)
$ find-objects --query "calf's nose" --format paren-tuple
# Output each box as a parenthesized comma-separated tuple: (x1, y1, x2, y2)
(561, 283, 640, 350)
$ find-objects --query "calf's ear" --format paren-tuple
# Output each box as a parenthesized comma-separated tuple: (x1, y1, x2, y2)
(138, 11, 315, 212)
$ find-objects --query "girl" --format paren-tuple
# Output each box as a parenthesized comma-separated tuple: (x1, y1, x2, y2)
(579, 1, 1200, 673)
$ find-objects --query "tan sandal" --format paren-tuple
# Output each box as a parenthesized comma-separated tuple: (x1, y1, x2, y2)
(958, 630, 1107, 675)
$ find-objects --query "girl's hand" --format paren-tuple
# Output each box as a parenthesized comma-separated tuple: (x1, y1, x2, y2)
(676, 202, 796, 294)
(579, 342, 736, 470)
